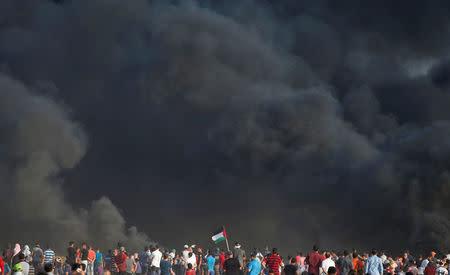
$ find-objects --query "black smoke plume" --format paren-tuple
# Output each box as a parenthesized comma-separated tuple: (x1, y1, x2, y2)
(1, 0, 450, 254)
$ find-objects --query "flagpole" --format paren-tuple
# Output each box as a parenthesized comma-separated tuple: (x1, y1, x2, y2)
(225, 236, 230, 251)
(224, 226, 230, 251)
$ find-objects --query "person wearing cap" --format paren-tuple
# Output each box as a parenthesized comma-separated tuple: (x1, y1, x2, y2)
(232, 244, 245, 268)
(169, 250, 176, 261)
(182, 246, 190, 262)
(13, 263, 23, 275)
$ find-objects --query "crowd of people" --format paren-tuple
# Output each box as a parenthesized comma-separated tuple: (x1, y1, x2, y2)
(0, 242, 449, 275)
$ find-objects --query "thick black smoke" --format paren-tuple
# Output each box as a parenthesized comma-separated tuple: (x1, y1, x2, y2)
(1, 0, 450, 254)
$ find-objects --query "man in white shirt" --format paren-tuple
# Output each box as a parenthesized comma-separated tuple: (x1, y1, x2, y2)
(182, 245, 190, 261)
(419, 256, 431, 275)
(18, 254, 30, 275)
(321, 252, 335, 275)
(186, 252, 197, 270)
(150, 246, 163, 275)
(436, 262, 449, 275)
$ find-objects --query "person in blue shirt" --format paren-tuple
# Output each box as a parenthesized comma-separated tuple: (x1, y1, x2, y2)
(363, 250, 383, 275)
(160, 255, 172, 275)
(95, 249, 103, 275)
(206, 252, 216, 275)
(248, 254, 261, 275)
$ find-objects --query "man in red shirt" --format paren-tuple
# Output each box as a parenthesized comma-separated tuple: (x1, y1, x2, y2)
(115, 247, 128, 275)
(307, 246, 322, 275)
(219, 250, 226, 272)
(0, 254, 4, 275)
(87, 247, 97, 275)
(264, 248, 283, 275)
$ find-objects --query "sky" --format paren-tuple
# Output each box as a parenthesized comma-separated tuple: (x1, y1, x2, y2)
(2, 0, 450, 255)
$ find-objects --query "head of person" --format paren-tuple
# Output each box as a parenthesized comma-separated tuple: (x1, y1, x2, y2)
(82, 244, 87, 249)
(71, 263, 83, 275)
(184, 245, 189, 250)
(155, 245, 159, 251)
(313, 245, 319, 252)
(188, 252, 193, 258)
(251, 253, 256, 260)
(44, 263, 54, 273)
(343, 250, 349, 257)
(290, 258, 297, 265)
(69, 242, 74, 247)
(371, 249, 378, 256)
(226, 251, 233, 258)
(187, 263, 193, 270)
(272, 248, 278, 255)
(113, 249, 118, 255)
(120, 247, 125, 253)
(18, 253, 25, 262)
(325, 252, 331, 259)
(328, 267, 337, 275)
(36, 244, 40, 248)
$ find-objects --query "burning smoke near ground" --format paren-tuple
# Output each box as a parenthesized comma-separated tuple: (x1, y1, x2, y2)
(1, 0, 450, 253)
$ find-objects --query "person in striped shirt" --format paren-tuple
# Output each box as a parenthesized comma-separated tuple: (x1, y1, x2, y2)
(264, 248, 284, 275)
(44, 247, 56, 265)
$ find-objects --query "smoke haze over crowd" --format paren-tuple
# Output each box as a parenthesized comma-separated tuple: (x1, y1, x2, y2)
(2, 0, 450, 253)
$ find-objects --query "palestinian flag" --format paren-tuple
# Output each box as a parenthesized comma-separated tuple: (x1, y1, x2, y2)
(212, 226, 227, 244)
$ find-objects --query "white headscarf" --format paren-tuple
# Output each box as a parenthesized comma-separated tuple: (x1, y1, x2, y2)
(23, 245, 31, 257)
